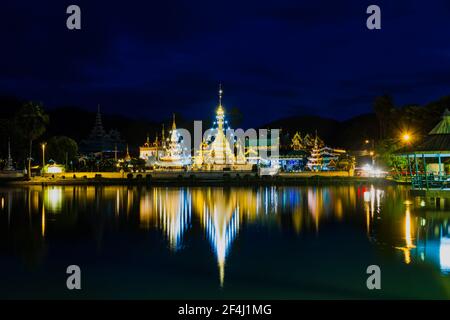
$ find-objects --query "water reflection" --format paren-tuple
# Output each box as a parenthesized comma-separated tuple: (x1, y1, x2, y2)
(0, 185, 449, 287)
(140, 188, 192, 251)
(412, 209, 450, 274)
(193, 189, 241, 286)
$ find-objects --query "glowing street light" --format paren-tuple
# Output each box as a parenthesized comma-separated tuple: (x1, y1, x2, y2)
(401, 132, 412, 144)
(41, 142, 47, 166)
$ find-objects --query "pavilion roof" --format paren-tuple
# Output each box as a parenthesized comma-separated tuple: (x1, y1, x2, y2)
(429, 108, 450, 134)
(398, 109, 450, 154)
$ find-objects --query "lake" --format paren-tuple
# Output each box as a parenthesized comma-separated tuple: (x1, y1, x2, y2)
(0, 184, 449, 299)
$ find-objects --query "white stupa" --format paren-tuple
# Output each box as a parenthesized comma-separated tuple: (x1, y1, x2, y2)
(156, 114, 190, 168)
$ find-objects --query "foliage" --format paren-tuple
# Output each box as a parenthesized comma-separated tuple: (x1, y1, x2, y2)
(47, 136, 78, 165)
(14, 102, 49, 177)
(375, 138, 408, 174)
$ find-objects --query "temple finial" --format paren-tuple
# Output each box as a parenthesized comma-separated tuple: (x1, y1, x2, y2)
(172, 113, 176, 130)
(218, 83, 223, 106)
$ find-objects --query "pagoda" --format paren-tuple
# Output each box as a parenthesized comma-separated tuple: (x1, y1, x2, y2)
(290, 132, 305, 151)
(4, 138, 14, 171)
(307, 133, 323, 171)
(79, 105, 125, 156)
(0, 138, 23, 177)
(156, 114, 190, 168)
(200, 86, 251, 170)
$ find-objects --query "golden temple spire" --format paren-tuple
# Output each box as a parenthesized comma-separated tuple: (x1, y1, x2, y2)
(125, 144, 131, 161)
(172, 113, 176, 130)
(218, 83, 223, 106)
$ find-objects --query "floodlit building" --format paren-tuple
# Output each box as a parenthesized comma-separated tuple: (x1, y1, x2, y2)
(139, 135, 162, 166)
(194, 87, 252, 171)
(155, 114, 190, 169)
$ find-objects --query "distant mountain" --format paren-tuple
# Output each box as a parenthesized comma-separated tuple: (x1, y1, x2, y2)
(261, 113, 379, 150)
(0, 94, 379, 153)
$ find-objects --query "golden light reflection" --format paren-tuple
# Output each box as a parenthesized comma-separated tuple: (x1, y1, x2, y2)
(192, 188, 240, 287)
(307, 189, 321, 232)
(41, 204, 46, 237)
(139, 188, 191, 251)
(396, 203, 416, 264)
(44, 187, 63, 213)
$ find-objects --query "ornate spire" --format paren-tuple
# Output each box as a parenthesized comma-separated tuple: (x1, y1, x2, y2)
(89, 104, 106, 139)
(172, 113, 176, 131)
(218, 83, 223, 106)
(4, 138, 14, 171)
(125, 144, 131, 161)
(162, 123, 166, 146)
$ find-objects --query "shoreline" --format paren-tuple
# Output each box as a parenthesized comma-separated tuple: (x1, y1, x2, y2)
(0, 175, 395, 187)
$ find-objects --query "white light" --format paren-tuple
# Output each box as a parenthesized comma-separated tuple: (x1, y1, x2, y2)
(439, 237, 450, 273)
(47, 165, 63, 174)
(363, 191, 370, 202)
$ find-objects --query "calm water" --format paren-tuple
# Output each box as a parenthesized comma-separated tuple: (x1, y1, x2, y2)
(0, 184, 449, 299)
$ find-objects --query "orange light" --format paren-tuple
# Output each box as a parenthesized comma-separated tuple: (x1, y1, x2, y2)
(401, 132, 412, 143)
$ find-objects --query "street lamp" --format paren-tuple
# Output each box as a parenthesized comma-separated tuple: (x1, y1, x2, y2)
(401, 132, 412, 144)
(41, 142, 47, 167)
(364, 139, 375, 166)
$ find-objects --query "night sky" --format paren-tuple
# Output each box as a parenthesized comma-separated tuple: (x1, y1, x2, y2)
(1, 0, 450, 127)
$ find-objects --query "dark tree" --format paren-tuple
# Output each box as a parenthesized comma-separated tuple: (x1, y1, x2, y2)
(14, 102, 49, 179)
(373, 95, 395, 139)
(47, 136, 78, 166)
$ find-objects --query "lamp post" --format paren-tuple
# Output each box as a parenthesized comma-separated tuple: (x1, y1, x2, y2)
(41, 142, 47, 168)
(365, 139, 375, 166)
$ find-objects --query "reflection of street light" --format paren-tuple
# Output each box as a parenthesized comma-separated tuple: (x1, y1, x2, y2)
(41, 142, 47, 167)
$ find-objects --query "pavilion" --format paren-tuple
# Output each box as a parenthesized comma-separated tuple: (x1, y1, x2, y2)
(399, 109, 450, 193)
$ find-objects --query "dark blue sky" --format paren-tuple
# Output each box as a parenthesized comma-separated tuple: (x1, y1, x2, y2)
(1, 0, 450, 126)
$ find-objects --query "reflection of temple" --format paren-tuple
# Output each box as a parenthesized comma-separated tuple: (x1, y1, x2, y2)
(79, 106, 125, 156)
(192, 189, 241, 286)
(139, 188, 192, 251)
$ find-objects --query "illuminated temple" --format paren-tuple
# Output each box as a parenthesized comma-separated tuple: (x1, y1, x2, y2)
(155, 114, 190, 168)
(194, 87, 251, 171)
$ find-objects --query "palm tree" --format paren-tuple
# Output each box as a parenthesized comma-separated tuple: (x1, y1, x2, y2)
(373, 95, 395, 139)
(15, 102, 49, 179)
